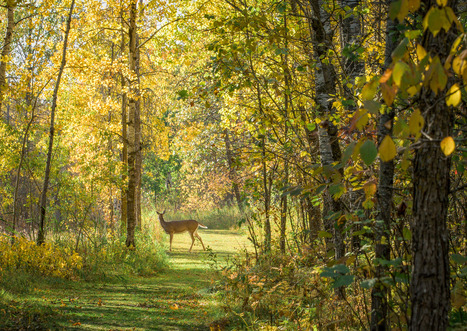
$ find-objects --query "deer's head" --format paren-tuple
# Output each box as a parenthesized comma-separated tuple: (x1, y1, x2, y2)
(156, 210, 166, 221)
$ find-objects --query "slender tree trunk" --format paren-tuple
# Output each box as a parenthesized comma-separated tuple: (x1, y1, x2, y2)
(37, 0, 75, 245)
(120, 4, 128, 234)
(12, 112, 35, 238)
(261, 134, 271, 253)
(304, 0, 346, 297)
(410, 0, 457, 328)
(224, 129, 243, 212)
(126, 0, 138, 248)
(370, 2, 398, 328)
(338, 0, 366, 252)
(0, 1, 15, 112)
(135, 34, 142, 231)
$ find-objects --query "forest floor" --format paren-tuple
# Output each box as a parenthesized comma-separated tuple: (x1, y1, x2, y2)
(2, 229, 251, 330)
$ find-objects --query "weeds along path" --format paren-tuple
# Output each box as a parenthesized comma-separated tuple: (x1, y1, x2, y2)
(48, 229, 250, 330)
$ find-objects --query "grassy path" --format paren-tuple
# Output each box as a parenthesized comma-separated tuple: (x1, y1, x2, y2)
(31, 229, 249, 330)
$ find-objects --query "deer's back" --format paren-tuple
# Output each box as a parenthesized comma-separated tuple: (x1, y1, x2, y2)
(163, 219, 199, 233)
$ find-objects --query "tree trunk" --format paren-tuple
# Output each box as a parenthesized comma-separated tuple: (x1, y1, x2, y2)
(338, 0, 365, 252)
(261, 134, 271, 253)
(410, 0, 457, 328)
(120, 4, 128, 235)
(37, 0, 75, 245)
(307, 0, 346, 297)
(126, 0, 138, 248)
(135, 34, 142, 231)
(224, 129, 243, 212)
(0, 1, 15, 113)
(370, 2, 398, 328)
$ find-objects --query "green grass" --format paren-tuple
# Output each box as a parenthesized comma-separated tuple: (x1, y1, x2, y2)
(0, 229, 251, 330)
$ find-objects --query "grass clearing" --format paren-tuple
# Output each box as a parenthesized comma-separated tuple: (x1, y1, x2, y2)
(0, 229, 251, 330)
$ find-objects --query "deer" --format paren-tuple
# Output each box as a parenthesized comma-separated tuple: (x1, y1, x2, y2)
(156, 210, 207, 252)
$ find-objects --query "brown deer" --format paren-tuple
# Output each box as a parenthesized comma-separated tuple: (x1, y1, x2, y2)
(156, 210, 207, 252)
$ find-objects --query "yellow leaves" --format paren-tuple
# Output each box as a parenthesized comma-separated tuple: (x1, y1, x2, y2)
(379, 135, 397, 162)
(446, 84, 461, 107)
(169, 303, 179, 310)
(424, 56, 447, 94)
(440, 136, 455, 156)
(0, 235, 83, 279)
(423, 6, 460, 37)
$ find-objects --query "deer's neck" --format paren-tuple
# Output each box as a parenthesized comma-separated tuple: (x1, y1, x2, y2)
(159, 217, 169, 230)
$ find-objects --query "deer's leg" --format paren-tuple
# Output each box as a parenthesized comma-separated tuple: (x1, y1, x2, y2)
(189, 231, 195, 252)
(195, 231, 206, 250)
(169, 233, 173, 252)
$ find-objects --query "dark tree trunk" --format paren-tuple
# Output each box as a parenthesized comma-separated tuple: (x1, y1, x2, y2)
(370, 1, 398, 328)
(37, 0, 75, 245)
(410, 0, 459, 329)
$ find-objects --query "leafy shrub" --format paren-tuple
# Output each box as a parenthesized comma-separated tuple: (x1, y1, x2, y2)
(216, 249, 368, 330)
(0, 235, 83, 279)
(76, 228, 168, 280)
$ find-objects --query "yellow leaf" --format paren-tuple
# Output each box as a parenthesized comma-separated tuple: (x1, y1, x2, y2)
(440, 136, 455, 156)
(393, 61, 409, 87)
(436, 0, 447, 6)
(379, 68, 392, 83)
(446, 84, 461, 107)
(397, 0, 409, 22)
(452, 56, 465, 75)
(416, 44, 427, 60)
(427, 8, 443, 36)
(381, 83, 396, 106)
(363, 181, 377, 198)
(170, 304, 179, 310)
(379, 135, 397, 162)
(408, 109, 425, 136)
(361, 79, 379, 100)
(407, 86, 418, 96)
(408, 0, 420, 12)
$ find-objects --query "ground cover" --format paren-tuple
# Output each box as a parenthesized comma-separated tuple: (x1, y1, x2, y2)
(0, 229, 251, 330)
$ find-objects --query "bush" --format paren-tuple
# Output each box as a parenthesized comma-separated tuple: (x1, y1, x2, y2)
(0, 235, 83, 279)
(76, 228, 168, 280)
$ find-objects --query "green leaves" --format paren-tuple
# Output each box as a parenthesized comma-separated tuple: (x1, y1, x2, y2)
(360, 140, 377, 166)
(423, 7, 454, 37)
(320, 264, 355, 289)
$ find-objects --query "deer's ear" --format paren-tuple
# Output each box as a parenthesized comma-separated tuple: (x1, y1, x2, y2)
(162, 209, 166, 215)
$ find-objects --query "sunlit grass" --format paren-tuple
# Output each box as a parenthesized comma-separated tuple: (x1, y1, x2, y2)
(0, 229, 251, 330)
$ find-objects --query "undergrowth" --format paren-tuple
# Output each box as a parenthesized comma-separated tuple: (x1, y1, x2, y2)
(213, 248, 370, 330)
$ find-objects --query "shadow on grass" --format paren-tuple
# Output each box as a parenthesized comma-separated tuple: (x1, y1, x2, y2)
(1, 229, 249, 330)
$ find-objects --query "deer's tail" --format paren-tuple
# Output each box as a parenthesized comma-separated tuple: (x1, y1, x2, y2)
(198, 223, 208, 229)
